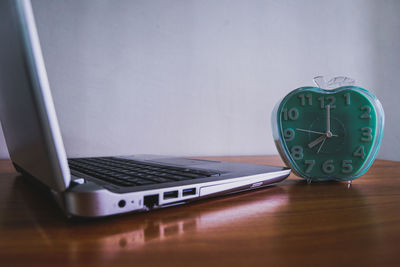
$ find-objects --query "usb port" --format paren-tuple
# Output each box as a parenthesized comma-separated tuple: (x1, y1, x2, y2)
(163, 191, 178, 199)
(182, 188, 196, 196)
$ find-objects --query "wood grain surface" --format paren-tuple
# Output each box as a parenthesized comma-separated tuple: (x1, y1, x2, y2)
(0, 155, 399, 267)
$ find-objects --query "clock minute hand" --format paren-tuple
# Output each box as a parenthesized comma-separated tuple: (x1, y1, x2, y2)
(325, 104, 335, 138)
(326, 104, 331, 134)
(308, 134, 327, 149)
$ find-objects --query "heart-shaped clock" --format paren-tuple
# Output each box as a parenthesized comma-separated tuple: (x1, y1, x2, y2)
(272, 79, 384, 182)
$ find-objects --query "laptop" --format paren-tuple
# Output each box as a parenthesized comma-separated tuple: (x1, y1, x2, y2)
(0, 0, 290, 218)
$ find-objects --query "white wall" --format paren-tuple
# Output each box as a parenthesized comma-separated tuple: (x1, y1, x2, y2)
(0, 0, 399, 160)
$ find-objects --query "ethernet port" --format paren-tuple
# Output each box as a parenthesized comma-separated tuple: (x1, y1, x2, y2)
(143, 194, 159, 209)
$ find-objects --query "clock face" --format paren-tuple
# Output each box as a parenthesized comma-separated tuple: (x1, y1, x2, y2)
(273, 86, 384, 181)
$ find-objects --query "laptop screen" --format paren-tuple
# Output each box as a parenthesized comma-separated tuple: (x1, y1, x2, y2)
(0, 0, 70, 191)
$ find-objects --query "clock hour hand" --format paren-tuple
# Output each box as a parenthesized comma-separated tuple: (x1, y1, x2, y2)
(308, 134, 327, 149)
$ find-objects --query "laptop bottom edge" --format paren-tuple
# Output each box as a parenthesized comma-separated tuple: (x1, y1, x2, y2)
(62, 170, 290, 218)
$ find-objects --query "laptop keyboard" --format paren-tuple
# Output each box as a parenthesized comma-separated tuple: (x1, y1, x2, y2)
(68, 157, 220, 187)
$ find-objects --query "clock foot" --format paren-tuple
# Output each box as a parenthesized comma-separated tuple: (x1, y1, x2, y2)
(307, 178, 312, 184)
(347, 180, 352, 188)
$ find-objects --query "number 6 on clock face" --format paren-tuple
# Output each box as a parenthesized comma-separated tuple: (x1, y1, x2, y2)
(272, 85, 384, 182)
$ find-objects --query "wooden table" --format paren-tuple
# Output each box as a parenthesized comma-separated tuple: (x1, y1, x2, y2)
(0, 155, 399, 267)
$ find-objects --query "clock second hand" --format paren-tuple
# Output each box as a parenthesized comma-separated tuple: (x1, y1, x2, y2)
(296, 128, 338, 137)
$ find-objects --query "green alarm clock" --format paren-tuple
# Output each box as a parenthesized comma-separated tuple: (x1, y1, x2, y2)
(272, 77, 384, 182)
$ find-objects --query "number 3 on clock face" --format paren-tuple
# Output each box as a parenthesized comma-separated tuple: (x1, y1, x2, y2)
(272, 86, 384, 181)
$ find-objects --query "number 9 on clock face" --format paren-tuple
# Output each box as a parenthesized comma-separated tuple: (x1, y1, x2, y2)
(272, 86, 384, 181)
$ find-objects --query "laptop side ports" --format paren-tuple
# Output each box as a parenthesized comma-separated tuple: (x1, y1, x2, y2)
(143, 194, 159, 209)
(163, 191, 178, 200)
(182, 188, 196, 197)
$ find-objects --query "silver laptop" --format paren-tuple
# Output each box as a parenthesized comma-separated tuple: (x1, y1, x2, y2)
(0, 0, 290, 218)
